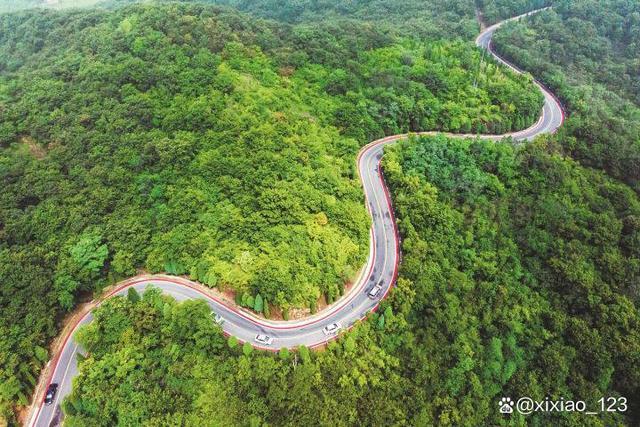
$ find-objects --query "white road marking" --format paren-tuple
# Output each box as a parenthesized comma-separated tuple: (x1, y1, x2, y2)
(46, 343, 79, 427)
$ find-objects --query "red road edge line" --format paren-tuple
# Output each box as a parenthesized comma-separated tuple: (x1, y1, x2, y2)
(310, 140, 403, 349)
(487, 40, 566, 130)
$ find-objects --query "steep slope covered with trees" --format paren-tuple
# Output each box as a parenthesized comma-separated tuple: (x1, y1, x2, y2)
(63, 135, 640, 426)
(0, 2, 543, 420)
(102, 0, 483, 40)
(383, 135, 640, 424)
(477, 0, 554, 25)
(491, 0, 640, 191)
(3, 1, 637, 425)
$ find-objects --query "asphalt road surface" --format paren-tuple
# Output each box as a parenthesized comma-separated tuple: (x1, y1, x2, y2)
(28, 8, 564, 427)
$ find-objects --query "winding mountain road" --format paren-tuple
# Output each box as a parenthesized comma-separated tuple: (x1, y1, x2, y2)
(28, 9, 564, 427)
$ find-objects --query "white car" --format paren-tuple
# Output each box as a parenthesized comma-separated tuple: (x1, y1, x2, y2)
(211, 312, 225, 325)
(254, 334, 274, 345)
(367, 284, 383, 299)
(322, 322, 342, 336)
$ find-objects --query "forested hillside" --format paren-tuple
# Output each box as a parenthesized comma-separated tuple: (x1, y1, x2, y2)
(187, 0, 480, 40)
(3, 0, 639, 425)
(382, 135, 640, 424)
(492, 0, 640, 191)
(0, 0, 103, 14)
(477, 0, 554, 24)
(0, 2, 543, 421)
(62, 135, 640, 426)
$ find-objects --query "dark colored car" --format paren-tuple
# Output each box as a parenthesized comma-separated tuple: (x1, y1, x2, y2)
(44, 383, 58, 405)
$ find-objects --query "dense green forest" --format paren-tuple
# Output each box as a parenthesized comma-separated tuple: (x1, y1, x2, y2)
(0, 1, 544, 420)
(1, 0, 639, 425)
(492, 0, 640, 191)
(477, 0, 554, 25)
(383, 135, 639, 425)
(0, 0, 103, 14)
(62, 135, 640, 425)
(182, 0, 480, 40)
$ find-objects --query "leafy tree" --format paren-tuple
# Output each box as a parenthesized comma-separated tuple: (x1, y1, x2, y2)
(376, 314, 385, 330)
(297, 346, 310, 364)
(0, 1, 619, 422)
(127, 287, 140, 304)
(243, 342, 253, 356)
(228, 336, 239, 349)
(263, 298, 270, 318)
(491, 1, 640, 191)
(279, 347, 290, 360)
(254, 294, 263, 313)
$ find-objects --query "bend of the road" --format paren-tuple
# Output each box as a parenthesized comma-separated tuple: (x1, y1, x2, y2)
(29, 8, 564, 427)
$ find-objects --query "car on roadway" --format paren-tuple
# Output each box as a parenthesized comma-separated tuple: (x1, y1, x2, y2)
(367, 284, 383, 299)
(44, 383, 58, 406)
(211, 311, 225, 325)
(322, 322, 342, 336)
(254, 334, 274, 345)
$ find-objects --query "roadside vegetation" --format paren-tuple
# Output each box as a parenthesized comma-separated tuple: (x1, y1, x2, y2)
(0, 1, 543, 421)
(62, 134, 640, 425)
(492, 0, 640, 191)
(3, 0, 639, 425)
(55, 2, 640, 426)
(477, 0, 554, 25)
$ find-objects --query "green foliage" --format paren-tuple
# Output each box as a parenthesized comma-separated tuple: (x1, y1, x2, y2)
(279, 347, 290, 360)
(234, 292, 244, 306)
(127, 287, 140, 304)
(491, 1, 640, 191)
(376, 314, 385, 330)
(262, 298, 270, 318)
(6, 1, 636, 423)
(64, 289, 405, 425)
(227, 336, 239, 349)
(297, 346, 310, 364)
(67, 290, 235, 425)
(242, 342, 253, 356)
(381, 134, 639, 425)
(240, 293, 251, 308)
(116, 0, 481, 41)
(478, 0, 554, 25)
(54, 232, 109, 309)
(253, 294, 263, 313)
(64, 134, 640, 424)
(0, 0, 543, 418)
(68, 233, 109, 281)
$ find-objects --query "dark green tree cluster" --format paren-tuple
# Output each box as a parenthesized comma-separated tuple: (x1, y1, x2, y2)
(382, 134, 639, 425)
(109, 0, 482, 40)
(21, 1, 638, 425)
(478, 0, 554, 25)
(0, 2, 542, 420)
(491, 1, 640, 191)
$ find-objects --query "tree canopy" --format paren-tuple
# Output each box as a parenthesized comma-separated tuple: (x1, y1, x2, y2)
(492, 0, 640, 191)
(2, 0, 638, 425)
(64, 134, 640, 425)
(0, 2, 543, 421)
